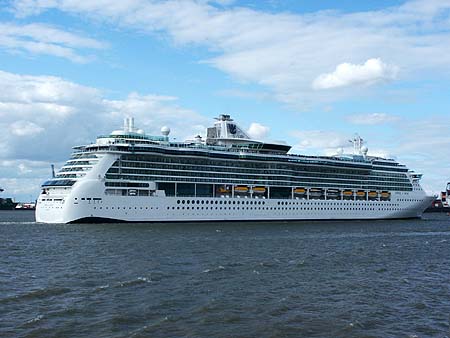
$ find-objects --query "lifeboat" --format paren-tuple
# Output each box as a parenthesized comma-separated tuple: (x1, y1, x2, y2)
(326, 189, 340, 199)
(309, 188, 324, 199)
(356, 190, 366, 200)
(380, 191, 391, 200)
(294, 187, 306, 194)
(234, 186, 249, 193)
(343, 190, 353, 196)
(368, 191, 378, 198)
(218, 186, 231, 193)
(253, 186, 266, 193)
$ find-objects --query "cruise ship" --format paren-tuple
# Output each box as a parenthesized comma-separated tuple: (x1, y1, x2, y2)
(36, 115, 433, 223)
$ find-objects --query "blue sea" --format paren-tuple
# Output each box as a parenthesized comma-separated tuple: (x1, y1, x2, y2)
(1, 210, 450, 337)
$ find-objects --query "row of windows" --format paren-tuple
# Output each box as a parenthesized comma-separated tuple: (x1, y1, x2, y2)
(70, 153, 99, 160)
(111, 167, 410, 187)
(116, 159, 408, 180)
(120, 154, 407, 176)
(90, 204, 408, 212)
(166, 206, 405, 211)
(119, 146, 409, 173)
(176, 199, 266, 205)
(105, 174, 413, 191)
(113, 161, 410, 184)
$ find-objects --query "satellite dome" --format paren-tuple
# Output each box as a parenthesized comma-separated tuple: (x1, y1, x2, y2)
(161, 126, 170, 136)
(136, 129, 145, 135)
(361, 146, 368, 155)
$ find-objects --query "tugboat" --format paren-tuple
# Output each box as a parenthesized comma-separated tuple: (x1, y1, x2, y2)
(0, 188, 18, 210)
(425, 182, 450, 212)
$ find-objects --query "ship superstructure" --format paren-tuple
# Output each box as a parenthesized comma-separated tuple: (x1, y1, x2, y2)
(36, 115, 433, 223)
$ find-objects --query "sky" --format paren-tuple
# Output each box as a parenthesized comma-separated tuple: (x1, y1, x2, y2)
(0, 0, 449, 201)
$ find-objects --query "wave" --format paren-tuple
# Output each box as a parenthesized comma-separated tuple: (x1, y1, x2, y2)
(117, 277, 151, 287)
(0, 287, 71, 304)
(202, 265, 225, 273)
(23, 314, 44, 326)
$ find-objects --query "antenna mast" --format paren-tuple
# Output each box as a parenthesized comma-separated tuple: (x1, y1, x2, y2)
(349, 134, 364, 155)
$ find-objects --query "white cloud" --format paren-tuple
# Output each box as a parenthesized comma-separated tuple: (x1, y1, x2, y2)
(346, 112, 400, 125)
(0, 178, 45, 200)
(0, 69, 209, 159)
(312, 58, 398, 90)
(10, 0, 450, 106)
(10, 120, 44, 136)
(290, 130, 350, 154)
(0, 69, 210, 202)
(247, 122, 270, 139)
(0, 22, 106, 63)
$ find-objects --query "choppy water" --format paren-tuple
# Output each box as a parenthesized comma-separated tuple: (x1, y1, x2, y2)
(1, 211, 450, 337)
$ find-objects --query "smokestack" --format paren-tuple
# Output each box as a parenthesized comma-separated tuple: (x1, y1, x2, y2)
(128, 117, 135, 132)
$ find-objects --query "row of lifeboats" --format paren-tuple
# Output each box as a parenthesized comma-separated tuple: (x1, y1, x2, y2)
(233, 186, 267, 194)
(218, 185, 391, 200)
(294, 188, 391, 200)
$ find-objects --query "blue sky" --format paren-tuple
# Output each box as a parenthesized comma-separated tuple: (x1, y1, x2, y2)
(0, 0, 449, 201)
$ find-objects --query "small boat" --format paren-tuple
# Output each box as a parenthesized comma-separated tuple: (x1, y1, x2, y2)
(294, 187, 306, 194)
(327, 189, 340, 199)
(356, 190, 366, 196)
(380, 191, 391, 200)
(234, 186, 249, 193)
(218, 186, 231, 193)
(368, 191, 378, 198)
(253, 186, 266, 193)
(343, 190, 353, 196)
(309, 188, 324, 199)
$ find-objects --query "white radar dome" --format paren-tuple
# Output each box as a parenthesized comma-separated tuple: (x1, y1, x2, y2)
(136, 129, 145, 134)
(361, 146, 368, 155)
(161, 126, 171, 136)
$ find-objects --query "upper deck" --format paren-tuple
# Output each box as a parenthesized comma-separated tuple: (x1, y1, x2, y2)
(70, 115, 407, 173)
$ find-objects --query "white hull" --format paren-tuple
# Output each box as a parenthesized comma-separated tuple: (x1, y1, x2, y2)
(36, 191, 433, 224)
